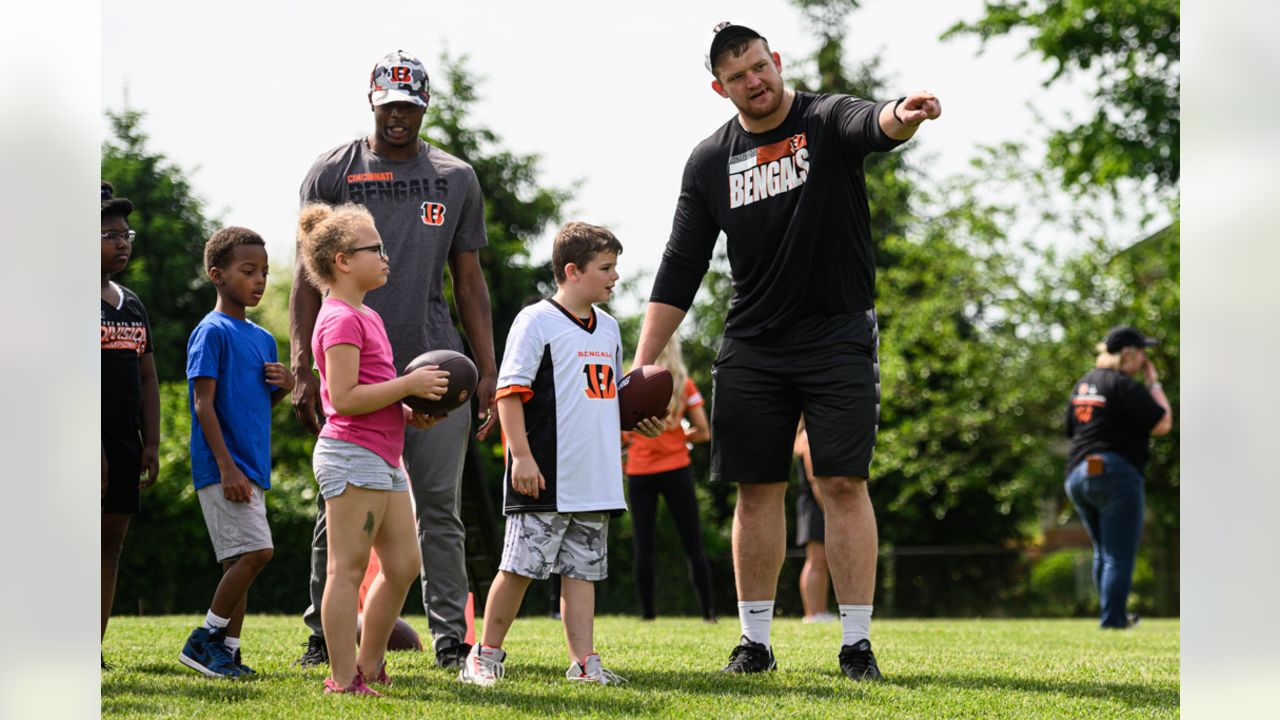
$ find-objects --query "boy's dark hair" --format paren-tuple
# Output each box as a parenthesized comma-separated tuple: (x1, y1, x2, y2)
(101, 181, 134, 221)
(205, 226, 266, 271)
(551, 221, 623, 283)
(711, 36, 771, 79)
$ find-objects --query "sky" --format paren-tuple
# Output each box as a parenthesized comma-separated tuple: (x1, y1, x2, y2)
(100, 0, 1126, 300)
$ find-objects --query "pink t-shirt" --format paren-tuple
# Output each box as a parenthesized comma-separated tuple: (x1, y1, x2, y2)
(312, 298, 404, 467)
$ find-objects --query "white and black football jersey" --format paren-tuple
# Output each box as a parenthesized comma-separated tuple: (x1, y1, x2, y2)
(496, 299, 625, 516)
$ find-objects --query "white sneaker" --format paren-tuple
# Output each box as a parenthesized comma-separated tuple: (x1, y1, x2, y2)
(457, 645, 506, 687)
(803, 612, 838, 624)
(566, 653, 627, 685)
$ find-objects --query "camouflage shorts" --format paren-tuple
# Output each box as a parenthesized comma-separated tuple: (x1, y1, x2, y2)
(499, 512, 609, 581)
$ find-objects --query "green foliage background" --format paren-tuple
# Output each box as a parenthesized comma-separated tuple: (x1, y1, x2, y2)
(103, 1, 1179, 620)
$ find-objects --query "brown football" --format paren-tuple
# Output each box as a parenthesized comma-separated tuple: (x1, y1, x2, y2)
(355, 614, 423, 652)
(403, 349, 478, 416)
(618, 365, 673, 431)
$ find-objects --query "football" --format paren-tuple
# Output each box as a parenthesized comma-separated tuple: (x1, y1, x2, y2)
(618, 364, 673, 431)
(403, 349, 479, 416)
(355, 614, 423, 652)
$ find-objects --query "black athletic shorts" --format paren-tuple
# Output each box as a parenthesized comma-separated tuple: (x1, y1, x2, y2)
(711, 309, 879, 484)
(794, 463, 826, 547)
(102, 444, 142, 514)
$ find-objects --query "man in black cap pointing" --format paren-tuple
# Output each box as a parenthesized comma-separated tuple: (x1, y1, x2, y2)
(632, 22, 942, 680)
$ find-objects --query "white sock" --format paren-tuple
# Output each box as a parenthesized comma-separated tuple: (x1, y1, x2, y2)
(738, 601, 775, 648)
(839, 604, 873, 647)
(223, 636, 240, 652)
(203, 611, 229, 631)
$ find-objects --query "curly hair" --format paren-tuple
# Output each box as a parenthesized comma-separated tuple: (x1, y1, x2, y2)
(297, 203, 376, 289)
(204, 226, 266, 271)
(100, 180, 134, 221)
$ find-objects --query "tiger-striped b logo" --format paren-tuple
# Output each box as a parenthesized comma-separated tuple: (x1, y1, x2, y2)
(582, 364, 617, 399)
(421, 202, 446, 226)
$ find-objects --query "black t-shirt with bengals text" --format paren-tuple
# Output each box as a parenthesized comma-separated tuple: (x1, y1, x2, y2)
(650, 91, 904, 338)
(1065, 368, 1165, 476)
(101, 283, 154, 478)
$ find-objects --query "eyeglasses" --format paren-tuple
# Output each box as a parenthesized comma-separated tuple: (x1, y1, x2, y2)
(348, 243, 388, 260)
(101, 230, 136, 244)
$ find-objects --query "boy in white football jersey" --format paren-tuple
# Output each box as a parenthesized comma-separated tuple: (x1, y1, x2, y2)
(459, 222, 664, 686)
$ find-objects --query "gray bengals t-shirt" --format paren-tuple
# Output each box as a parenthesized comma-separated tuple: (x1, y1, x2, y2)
(300, 138, 488, 371)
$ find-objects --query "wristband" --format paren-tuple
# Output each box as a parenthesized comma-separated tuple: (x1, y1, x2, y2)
(893, 96, 907, 124)
(1149, 381, 1162, 391)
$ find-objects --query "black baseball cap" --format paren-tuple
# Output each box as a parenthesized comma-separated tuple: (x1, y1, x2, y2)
(704, 21, 765, 75)
(1104, 325, 1158, 353)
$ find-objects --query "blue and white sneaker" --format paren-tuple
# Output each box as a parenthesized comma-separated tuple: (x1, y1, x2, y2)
(233, 648, 256, 676)
(179, 627, 241, 678)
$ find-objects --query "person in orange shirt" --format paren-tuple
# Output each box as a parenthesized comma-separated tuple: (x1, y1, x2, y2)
(624, 338, 714, 621)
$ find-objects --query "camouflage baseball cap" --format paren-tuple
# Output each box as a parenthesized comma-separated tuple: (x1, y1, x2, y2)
(369, 50, 430, 107)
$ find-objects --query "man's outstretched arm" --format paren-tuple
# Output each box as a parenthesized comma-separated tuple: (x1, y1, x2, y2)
(879, 91, 942, 141)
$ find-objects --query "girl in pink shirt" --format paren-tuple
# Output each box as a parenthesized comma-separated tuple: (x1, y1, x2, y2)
(298, 203, 449, 695)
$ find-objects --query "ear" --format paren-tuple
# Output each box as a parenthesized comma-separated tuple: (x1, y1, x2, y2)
(711, 79, 728, 98)
(208, 266, 223, 285)
(564, 262, 581, 282)
(772, 51, 782, 72)
(369, 92, 375, 111)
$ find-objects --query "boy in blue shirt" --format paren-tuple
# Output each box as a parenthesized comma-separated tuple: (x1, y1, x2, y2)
(179, 227, 294, 678)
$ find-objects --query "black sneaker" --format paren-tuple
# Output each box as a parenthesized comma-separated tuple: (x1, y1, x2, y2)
(435, 640, 472, 669)
(838, 639, 883, 681)
(720, 635, 777, 673)
(295, 634, 328, 668)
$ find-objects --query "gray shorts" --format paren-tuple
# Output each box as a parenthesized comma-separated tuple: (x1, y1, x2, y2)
(313, 437, 409, 499)
(499, 512, 609, 581)
(197, 483, 273, 562)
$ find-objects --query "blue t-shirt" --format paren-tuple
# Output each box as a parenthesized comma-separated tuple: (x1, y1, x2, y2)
(186, 312, 279, 490)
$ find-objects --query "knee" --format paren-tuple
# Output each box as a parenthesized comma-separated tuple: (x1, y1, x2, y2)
(815, 477, 869, 507)
(380, 551, 422, 587)
(328, 553, 370, 588)
(498, 570, 533, 592)
(736, 484, 785, 515)
(416, 497, 465, 532)
(101, 531, 127, 561)
(806, 545, 829, 572)
(241, 548, 273, 572)
(101, 538, 125, 562)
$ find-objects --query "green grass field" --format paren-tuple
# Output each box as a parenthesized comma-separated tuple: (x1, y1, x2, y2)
(102, 615, 1178, 719)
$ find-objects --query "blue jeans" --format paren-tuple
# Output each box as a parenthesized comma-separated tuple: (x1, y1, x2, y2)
(1064, 452, 1145, 628)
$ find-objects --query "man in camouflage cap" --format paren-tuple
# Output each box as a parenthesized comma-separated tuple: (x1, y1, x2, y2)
(290, 48, 498, 671)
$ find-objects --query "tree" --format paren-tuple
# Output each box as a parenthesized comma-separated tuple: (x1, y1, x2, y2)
(101, 109, 218, 382)
(1015, 218, 1180, 615)
(419, 53, 573, 490)
(944, 0, 1180, 193)
(421, 54, 571, 358)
